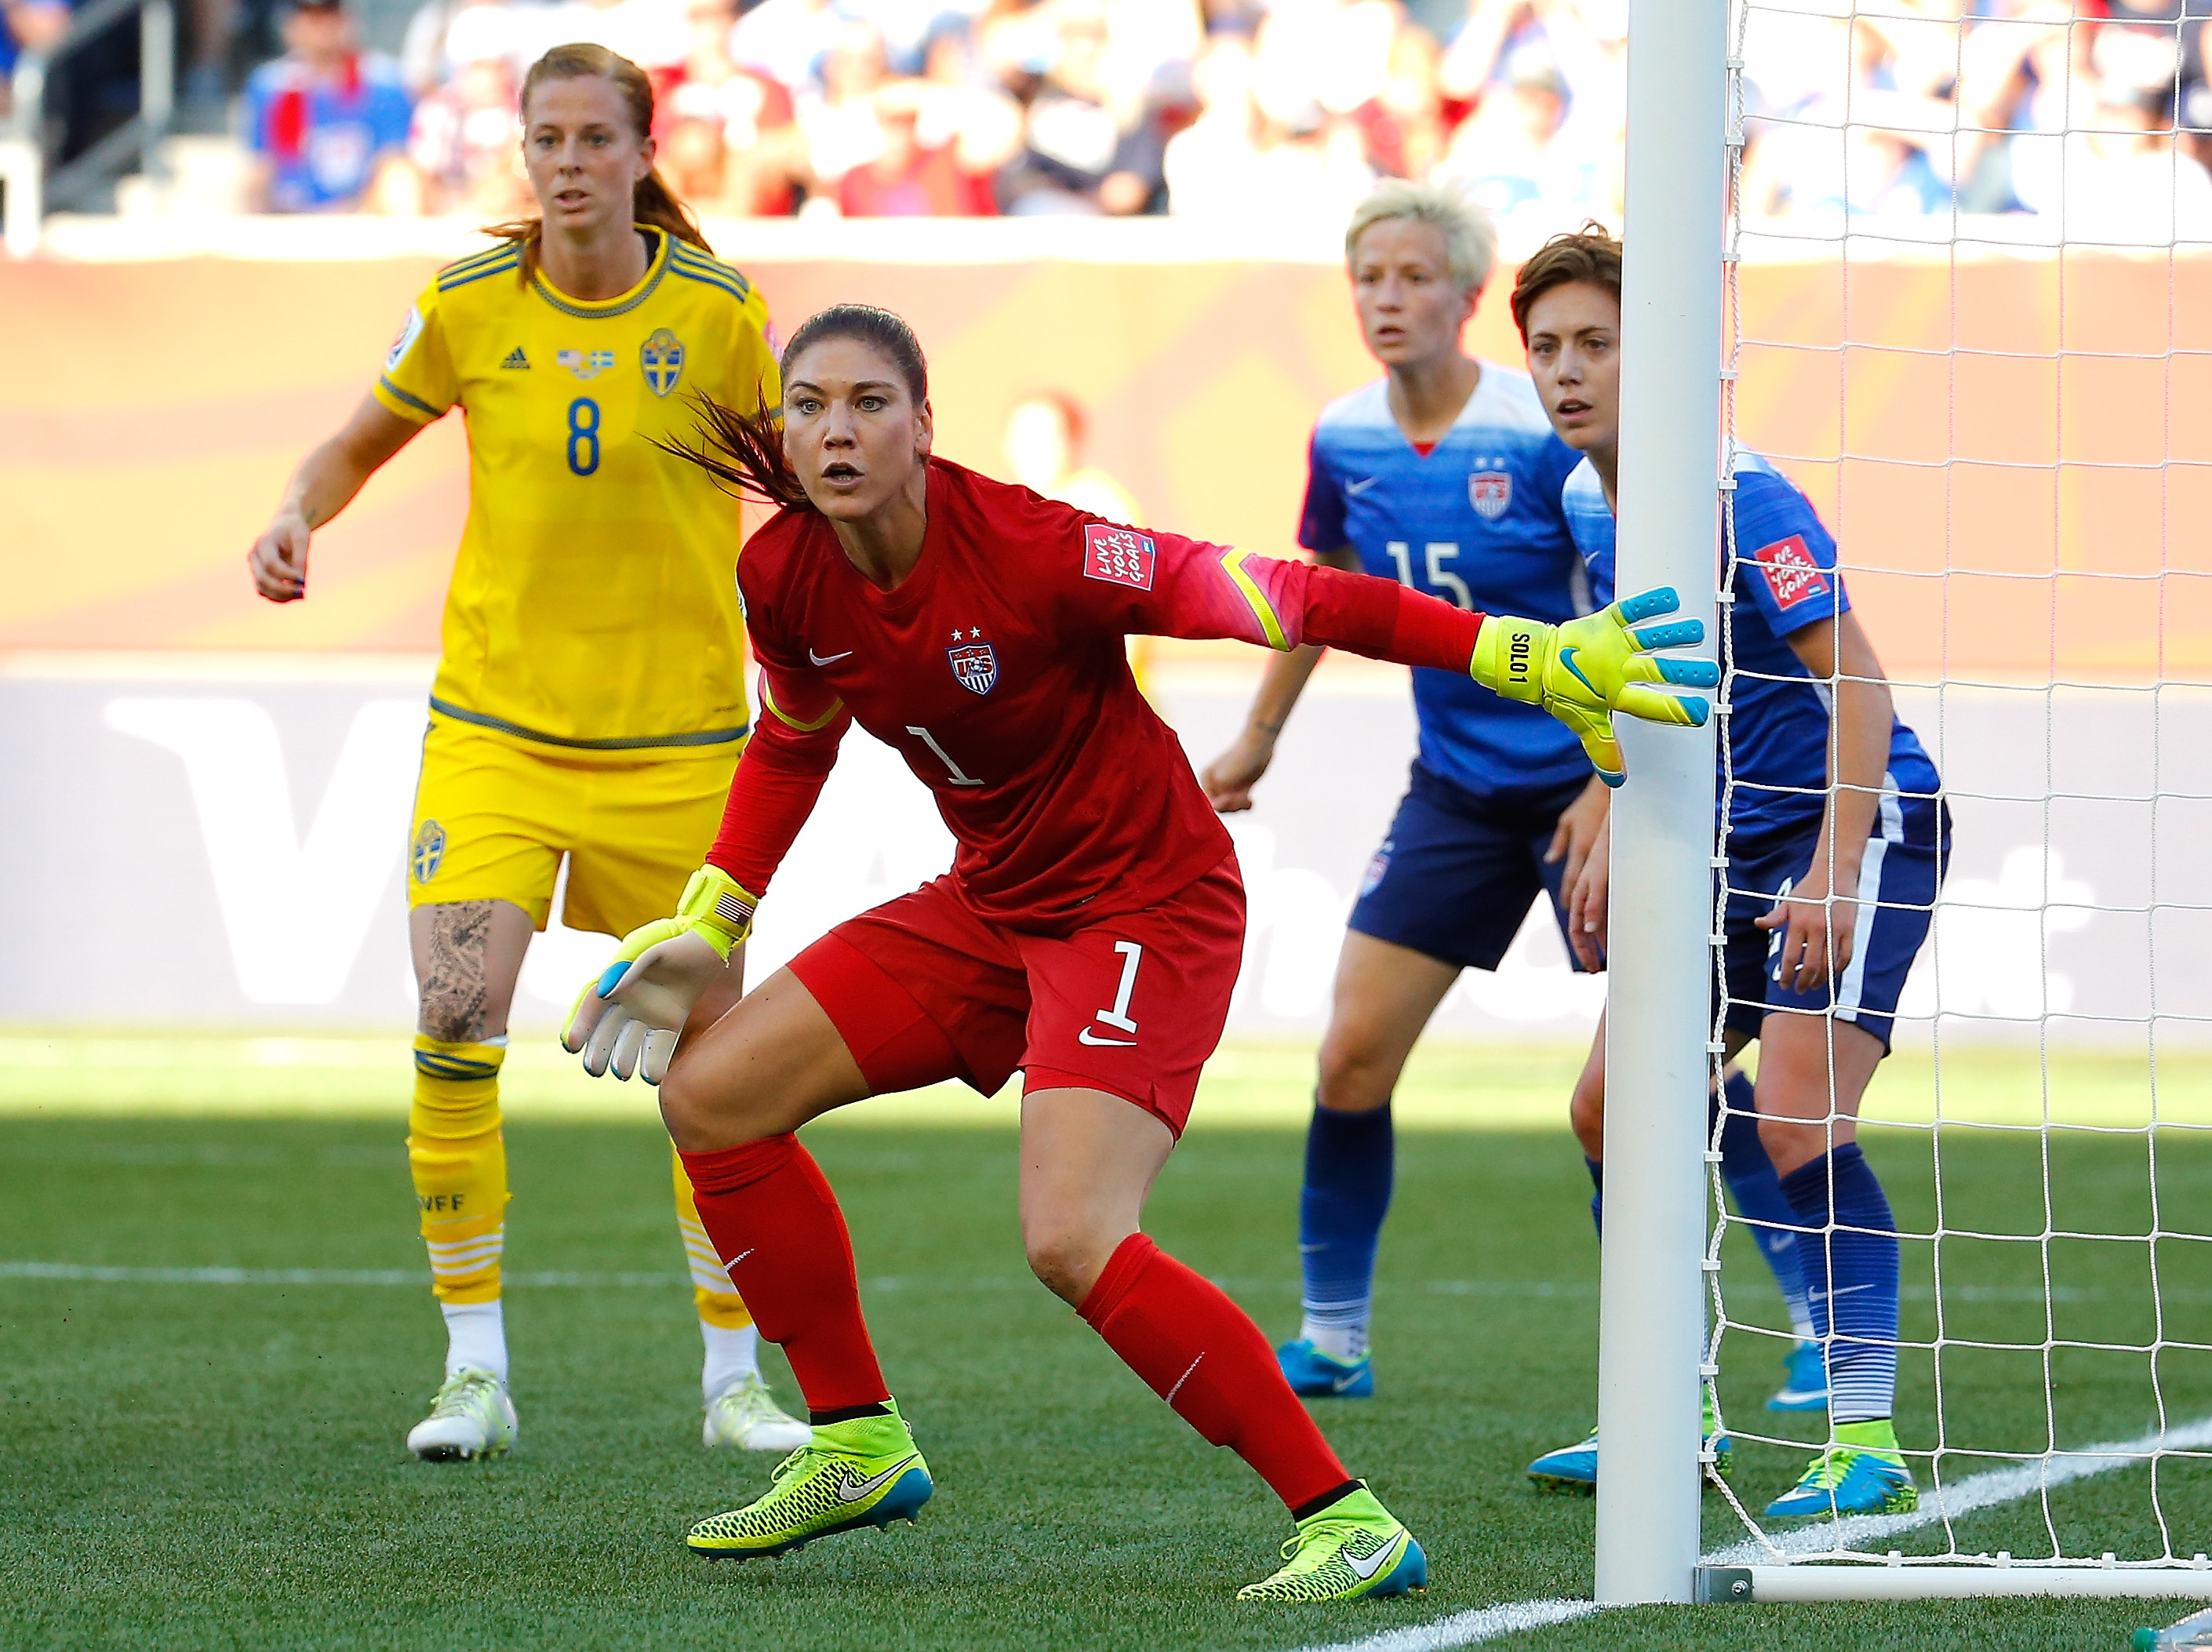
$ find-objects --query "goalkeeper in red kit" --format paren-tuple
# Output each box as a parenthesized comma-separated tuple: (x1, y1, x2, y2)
(561, 303, 1717, 1600)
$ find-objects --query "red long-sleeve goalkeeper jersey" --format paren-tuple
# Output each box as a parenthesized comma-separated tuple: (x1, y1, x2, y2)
(709, 459, 1486, 933)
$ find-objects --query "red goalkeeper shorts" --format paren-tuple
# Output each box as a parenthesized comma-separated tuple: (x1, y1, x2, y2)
(786, 854, 1244, 1137)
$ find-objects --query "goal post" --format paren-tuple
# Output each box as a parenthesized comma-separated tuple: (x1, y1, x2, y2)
(1592, 0, 1727, 1607)
(1596, 0, 2212, 1610)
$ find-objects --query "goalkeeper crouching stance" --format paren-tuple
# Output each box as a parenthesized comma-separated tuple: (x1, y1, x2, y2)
(559, 301, 1715, 1596)
(1515, 229, 1948, 1521)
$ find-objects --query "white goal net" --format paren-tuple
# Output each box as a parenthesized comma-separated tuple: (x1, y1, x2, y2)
(1698, 0, 2212, 1592)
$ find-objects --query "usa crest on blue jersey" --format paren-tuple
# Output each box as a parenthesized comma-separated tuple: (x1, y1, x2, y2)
(948, 640, 999, 694)
(1469, 468, 1512, 520)
(641, 328, 686, 397)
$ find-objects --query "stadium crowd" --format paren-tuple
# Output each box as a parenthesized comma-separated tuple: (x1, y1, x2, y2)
(14, 0, 2210, 231)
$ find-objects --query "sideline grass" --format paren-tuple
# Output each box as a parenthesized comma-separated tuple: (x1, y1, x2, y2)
(3, 1041, 2210, 1650)
(5, 1033, 2210, 1129)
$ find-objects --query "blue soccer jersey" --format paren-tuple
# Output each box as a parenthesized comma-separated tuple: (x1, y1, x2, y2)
(1301, 368, 1592, 799)
(1559, 453, 1940, 841)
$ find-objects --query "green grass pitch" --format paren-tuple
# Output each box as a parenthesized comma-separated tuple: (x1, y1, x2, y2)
(3, 1039, 2210, 1650)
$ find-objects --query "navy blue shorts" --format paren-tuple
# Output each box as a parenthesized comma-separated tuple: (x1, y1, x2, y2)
(1721, 784, 1951, 1051)
(1346, 764, 1591, 973)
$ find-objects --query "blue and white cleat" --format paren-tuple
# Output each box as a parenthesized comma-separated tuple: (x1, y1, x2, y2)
(1764, 1423, 1917, 1521)
(1526, 1427, 1599, 1494)
(1528, 1399, 1735, 1495)
(1766, 1340, 1830, 1413)
(1278, 1339, 1373, 1399)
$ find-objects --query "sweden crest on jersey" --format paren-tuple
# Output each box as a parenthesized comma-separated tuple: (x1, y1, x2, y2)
(948, 642, 999, 695)
(1470, 469, 1512, 520)
(412, 820, 446, 885)
(641, 328, 686, 397)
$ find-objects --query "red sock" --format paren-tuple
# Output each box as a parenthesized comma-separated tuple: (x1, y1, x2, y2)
(679, 1133, 889, 1413)
(1078, 1234, 1350, 1512)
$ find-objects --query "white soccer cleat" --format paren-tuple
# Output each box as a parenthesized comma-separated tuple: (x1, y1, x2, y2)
(702, 1373, 810, 1451)
(406, 1367, 517, 1461)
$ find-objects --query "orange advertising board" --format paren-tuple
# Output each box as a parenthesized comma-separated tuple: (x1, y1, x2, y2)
(3, 246, 2206, 679)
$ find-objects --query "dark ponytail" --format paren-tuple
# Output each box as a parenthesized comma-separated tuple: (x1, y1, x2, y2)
(489, 42, 711, 287)
(661, 304, 932, 516)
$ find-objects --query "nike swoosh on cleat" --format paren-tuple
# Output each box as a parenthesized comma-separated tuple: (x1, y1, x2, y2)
(1077, 1028, 1137, 1046)
(1344, 476, 1379, 495)
(1558, 646, 1599, 697)
(1344, 1534, 1403, 1581)
(809, 648, 853, 665)
(834, 1455, 919, 1503)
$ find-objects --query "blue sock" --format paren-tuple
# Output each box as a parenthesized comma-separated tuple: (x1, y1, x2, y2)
(1585, 1156, 1603, 1239)
(1716, 1072, 1814, 1341)
(1780, 1143, 1899, 1425)
(1297, 1099, 1393, 1361)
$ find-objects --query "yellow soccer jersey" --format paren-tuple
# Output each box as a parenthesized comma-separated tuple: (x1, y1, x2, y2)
(374, 227, 778, 753)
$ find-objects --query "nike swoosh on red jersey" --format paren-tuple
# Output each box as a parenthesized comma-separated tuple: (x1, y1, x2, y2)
(1077, 1028, 1137, 1047)
(809, 647, 853, 665)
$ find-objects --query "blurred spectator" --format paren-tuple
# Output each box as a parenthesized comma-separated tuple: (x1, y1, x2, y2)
(407, 45, 528, 213)
(1003, 388, 1140, 520)
(1, 0, 72, 120)
(841, 79, 993, 211)
(729, 0, 843, 96)
(659, 0, 810, 212)
(266, 0, 2212, 242)
(996, 0, 1170, 213)
(797, 19, 891, 194)
(402, 0, 538, 96)
(1163, 35, 1261, 214)
(1438, 42, 1567, 220)
(243, 0, 418, 212)
(2042, 81, 2212, 242)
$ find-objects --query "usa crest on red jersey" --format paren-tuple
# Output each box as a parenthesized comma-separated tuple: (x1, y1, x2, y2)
(948, 639, 999, 694)
(1082, 522, 1156, 590)
(1469, 469, 1512, 521)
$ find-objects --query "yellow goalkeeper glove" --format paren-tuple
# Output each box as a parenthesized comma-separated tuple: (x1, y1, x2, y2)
(1470, 585, 1719, 786)
(561, 865, 759, 1085)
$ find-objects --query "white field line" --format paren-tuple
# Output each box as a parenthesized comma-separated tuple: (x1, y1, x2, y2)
(1282, 1599, 1603, 1652)
(0, 1261, 686, 1288)
(1290, 1415, 2212, 1652)
(0, 1265, 1599, 1297)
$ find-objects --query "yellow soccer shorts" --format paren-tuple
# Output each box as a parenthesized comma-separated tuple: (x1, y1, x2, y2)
(406, 715, 740, 937)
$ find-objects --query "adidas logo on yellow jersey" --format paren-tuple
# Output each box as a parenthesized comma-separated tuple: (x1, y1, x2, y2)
(500, 348, 529, 369)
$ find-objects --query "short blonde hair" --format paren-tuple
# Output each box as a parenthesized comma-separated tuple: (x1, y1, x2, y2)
(1344, 180, 1499, 296)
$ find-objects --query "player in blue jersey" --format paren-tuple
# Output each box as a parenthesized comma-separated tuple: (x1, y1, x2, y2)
(1514, 229, 1948, 1519)
(1201, 180, 1606, 1399)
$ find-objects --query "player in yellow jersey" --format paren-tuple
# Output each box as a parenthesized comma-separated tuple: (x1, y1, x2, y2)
(246, 42, 806, 1462)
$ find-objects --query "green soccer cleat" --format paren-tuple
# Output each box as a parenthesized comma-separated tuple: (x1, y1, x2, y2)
(1764, 1420, 1918, 1521)
(1236, 1486, 1428, 1603)
(686, 1401, 932, 1561)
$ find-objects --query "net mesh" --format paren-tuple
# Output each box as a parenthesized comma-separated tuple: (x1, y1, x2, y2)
(1701, 0, 2212, 1572)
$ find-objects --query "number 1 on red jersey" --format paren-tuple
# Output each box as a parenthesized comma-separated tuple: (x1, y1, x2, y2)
(905, 725, 984, 788)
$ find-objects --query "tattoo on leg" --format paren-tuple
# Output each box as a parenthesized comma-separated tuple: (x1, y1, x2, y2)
(420, 901, 495, 1043)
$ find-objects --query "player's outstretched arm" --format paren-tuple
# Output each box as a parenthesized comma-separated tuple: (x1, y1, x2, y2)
(1468, 587, 1719, 785)
(1200, 548, 1361, 813)
(248, 395, 421, 602)
(1122, 535, 1714, 784)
